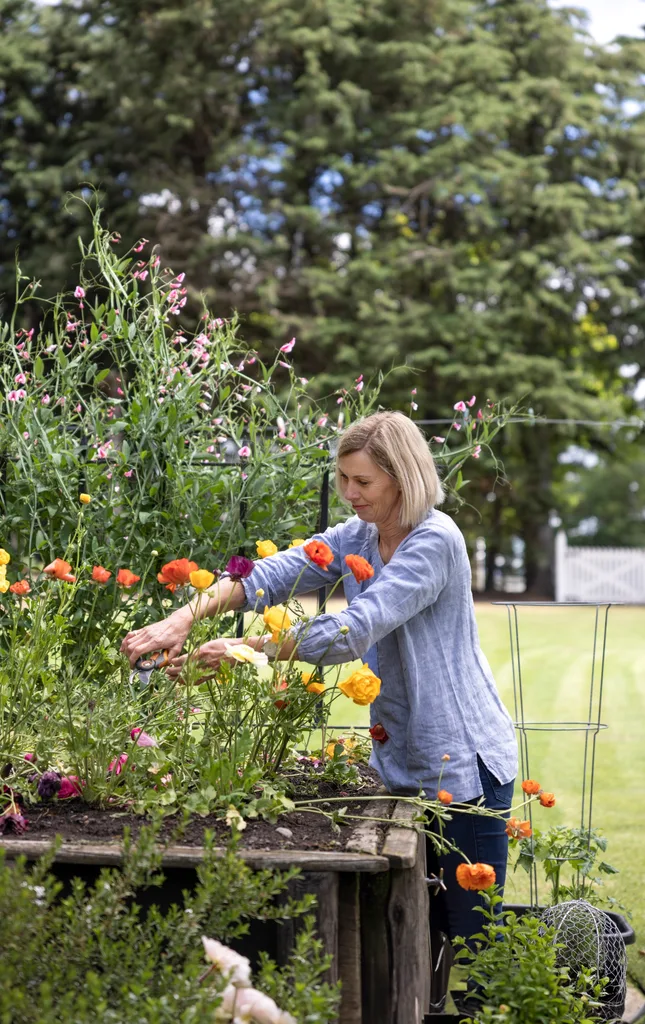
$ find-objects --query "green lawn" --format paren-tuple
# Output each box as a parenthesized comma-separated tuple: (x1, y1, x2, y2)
(321, 603, 645, 988)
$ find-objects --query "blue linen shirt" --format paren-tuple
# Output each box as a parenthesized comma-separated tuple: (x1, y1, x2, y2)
(241, 510, 518, 803)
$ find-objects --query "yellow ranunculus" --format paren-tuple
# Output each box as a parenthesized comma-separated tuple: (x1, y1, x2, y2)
(0, 579, 9, 594)
(288, 538, 306, 548)
(326, 736, 357, 760)
(263, 604, 292, 641)
(338, 665, 381, 706)
(189, 569, 215, 590)
(301, 672, 325, 695)
(256, 539, 278, 558)
(0, 548, 10, 566)
(79, 493, 91, 504)
(0, 564, 6, 580)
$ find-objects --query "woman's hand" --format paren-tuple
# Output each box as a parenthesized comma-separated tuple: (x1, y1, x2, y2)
(120, 612, 192, 667)
(165, 638, 242, 682)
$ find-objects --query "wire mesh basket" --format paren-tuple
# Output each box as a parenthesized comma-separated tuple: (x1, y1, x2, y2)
(541, 899, 627, 1021)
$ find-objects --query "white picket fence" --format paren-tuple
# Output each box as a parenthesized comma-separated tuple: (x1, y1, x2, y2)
(555, 531, 645, 603)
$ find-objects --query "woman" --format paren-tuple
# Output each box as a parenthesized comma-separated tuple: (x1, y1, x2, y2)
(121, 411, 517, 948)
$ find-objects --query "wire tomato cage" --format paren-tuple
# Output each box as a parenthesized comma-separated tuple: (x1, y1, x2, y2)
(494, 600, 618, 907)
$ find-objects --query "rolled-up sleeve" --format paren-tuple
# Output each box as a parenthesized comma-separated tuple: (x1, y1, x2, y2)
(240, 523, 345, 610)
(292, 525, 458, 665)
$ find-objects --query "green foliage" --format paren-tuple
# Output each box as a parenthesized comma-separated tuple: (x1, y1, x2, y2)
(454, 891, 606, 1024)
(555, 446, 645, 547)
(0, 826, 340, 1023)
(512, 825, 623, 910)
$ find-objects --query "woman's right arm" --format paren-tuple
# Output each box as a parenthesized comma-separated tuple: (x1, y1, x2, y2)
(120, 577, 245, 666)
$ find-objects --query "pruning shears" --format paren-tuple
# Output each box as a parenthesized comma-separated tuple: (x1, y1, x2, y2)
(130, 650, 170, 690)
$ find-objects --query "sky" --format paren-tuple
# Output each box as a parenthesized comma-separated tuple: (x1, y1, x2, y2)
(549, 0, 645, 42)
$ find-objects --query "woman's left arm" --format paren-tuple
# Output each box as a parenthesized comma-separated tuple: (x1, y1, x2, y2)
(284, 525, 460, 665)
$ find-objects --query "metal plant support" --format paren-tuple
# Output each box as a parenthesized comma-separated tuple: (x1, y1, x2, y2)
(497, 600, 614, 907)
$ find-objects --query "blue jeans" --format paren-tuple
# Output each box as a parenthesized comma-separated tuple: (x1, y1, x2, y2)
(426, 755, 514, 945)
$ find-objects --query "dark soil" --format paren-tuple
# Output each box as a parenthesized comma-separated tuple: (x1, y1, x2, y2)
(7, 765, 389, 853)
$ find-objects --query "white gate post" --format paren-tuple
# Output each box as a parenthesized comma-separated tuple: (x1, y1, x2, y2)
(555, 530, 567, 602)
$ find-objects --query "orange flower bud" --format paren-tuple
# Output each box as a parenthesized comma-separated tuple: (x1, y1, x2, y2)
(344, 554, 374, 582)
(437, 789, 453, 806)
(539, 791, 556, 808)
(521, 779, 540, 795)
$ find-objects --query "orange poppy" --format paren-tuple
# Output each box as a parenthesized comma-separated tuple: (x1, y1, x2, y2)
(10, 579, 31, 595)
(117, 568, 140, 588)
(456, 862, 496, 891)
(437, 789, 453, 806)
(92, 566, 112, 583)
(521, 779, 540, 795)
(303, 540, 334, 571)
(345, 554, 374, 583)
(539, 791, 556, 808)
(43, 558, 76, 582)
(157, 557, 198, 592)
(506, 817, 532, 840)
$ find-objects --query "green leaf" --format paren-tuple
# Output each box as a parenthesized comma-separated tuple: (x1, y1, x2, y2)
(33, 355, 44, 379)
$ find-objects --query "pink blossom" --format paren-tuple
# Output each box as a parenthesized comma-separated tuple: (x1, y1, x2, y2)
(65, 320, 79, 332)
(45, 344, 57, 353)
(355, 381, 364, 393)
(108, 753, 129, 776)
(453, 401, 467, 413)
(117, 387, 124, 396)
(238, 445, 251, 458)
(14, 373, 27, 385)
(282, 444, 293, 452)
(477, 409, 483, 420)
(151, 255, 160, 269)
(160, 773, 172, 786)
(96, 441, 114, 460)
(57, 396, 65, 406)
(240, 383, 252, 392)
(472, 445, 482, 459)
(23, 431, 29, 440)
(75, 404, 81, 413)
(214, 417, 223, 425)
(7, 389, 26, 401)
(133, 238, 149, 253)
(124, 469, 133, 478)
(100, 332, 108, 341)
(411, 402, 418, 411)
(175, 272, 186, 283)
(248, 356, 256, 365)
(106, 472, 112, 479)
(23, 752, 36, 763)
(452, 422, 461, 431)
(130, 727, 157, 748)
(411, 388, 417, 395)
(57, 775, 84, 799)
(299, 377, 309, 385)
(41, 394, 50, 405)
(241, 471, 248, 481)
(431, 435, 446, 443)
(278, 361, 291, 369)
(317, 416, 328, 427)
(237, 360, 245, 371)
(280, 337, 296, 354)
(336, 396, 344, 405)
(74, 286, 85, 299)
(467, 395, 476, 407)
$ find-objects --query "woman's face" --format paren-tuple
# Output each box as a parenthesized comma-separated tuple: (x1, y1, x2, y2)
(338, 450, 401, 525)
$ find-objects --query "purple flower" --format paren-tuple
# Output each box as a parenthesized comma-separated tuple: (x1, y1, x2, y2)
(37, 771, 62, 799)
(0, 810, 29, 835)
(224, 555, 255, 580)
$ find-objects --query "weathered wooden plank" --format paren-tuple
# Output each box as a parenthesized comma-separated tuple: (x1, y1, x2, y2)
(388, 831, 430, 1023)
(345, 798, 393, 856)
(381, 800, 420, 868)
(338, 872, 362, 1023)
(276, 871, 339, 984)
(360, 870, 393, 1024)
(0, 840, 390, 873)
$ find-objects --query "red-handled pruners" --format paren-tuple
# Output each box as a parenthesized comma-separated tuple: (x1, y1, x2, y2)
(131, 650, 169, 689)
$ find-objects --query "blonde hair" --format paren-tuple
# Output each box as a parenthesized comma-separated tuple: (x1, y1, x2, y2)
(335, 411, 444, 528)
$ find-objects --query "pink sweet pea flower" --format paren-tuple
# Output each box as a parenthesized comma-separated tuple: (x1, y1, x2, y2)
(452, 422, 461, 431)
(467, 395, 476, 407)
(431, 435, 446, 443)
(57, 775, 85, 799)
(133, 238, 149, 253)
(238, 445, 251, 457)
(14, 373, 27, 385)
(74, 286, 85, 299)
(280, 337, 296, 354)
(41, 394, 50, 405)
(472, 445, 482, 459)
(130, 727, 158, 748)
(317, 416, 328, 427)
(453, 400, 467, 412)
(7, 389, 27, 401)
(355, 381, 364, 393)
(477, 409, 483, 420)
(108, 753, 129, 776)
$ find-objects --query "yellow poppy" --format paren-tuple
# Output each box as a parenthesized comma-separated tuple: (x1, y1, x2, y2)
(338, 665, 381, 706)
(256, 539, 278, 558)
(189, 569, 215, 590)
(79, 493, 91, 504)
(0, 549, 11, 566)
(263, 604, 292, 641)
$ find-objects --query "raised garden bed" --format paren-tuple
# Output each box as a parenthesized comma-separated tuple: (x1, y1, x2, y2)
(1, 798, 431, 1024)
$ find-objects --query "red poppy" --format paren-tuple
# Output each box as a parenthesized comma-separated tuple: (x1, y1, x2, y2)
(303, 540, 334, 571)
(10, 579, 31, 595)
(369, 723, 388, 743)
(157, 557, 198, 592)
(92, 566, 111, 583)
(117, 568, 140, 588)
(43, 558, 76, 582)
(274, 679, 289, 710)
(345, 554, 374, 583)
